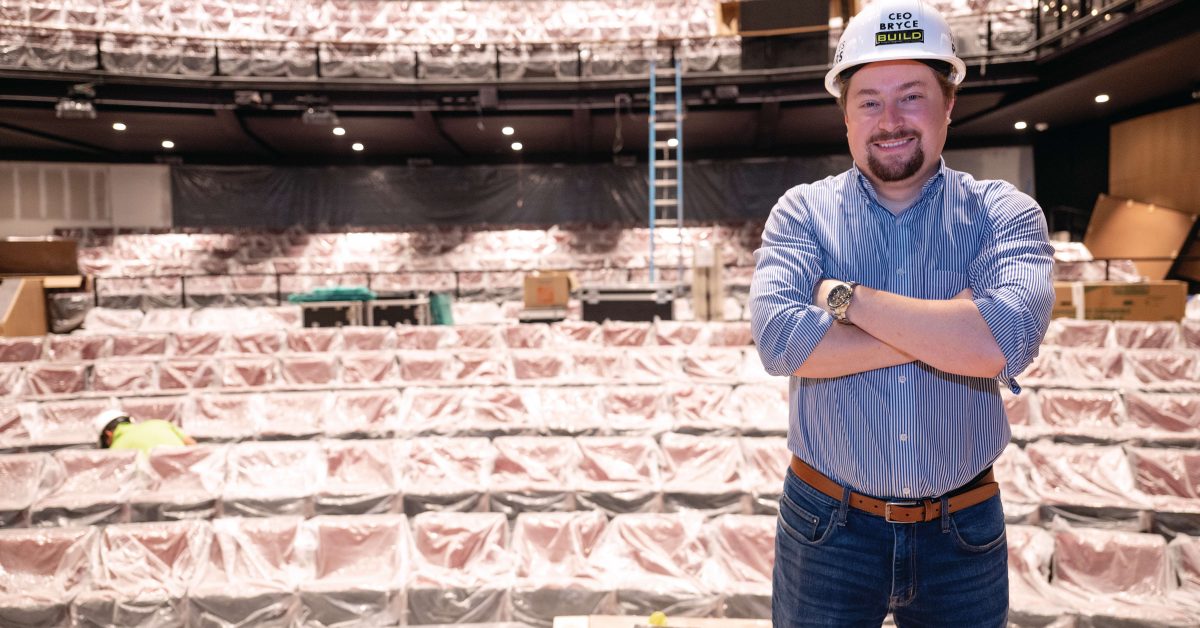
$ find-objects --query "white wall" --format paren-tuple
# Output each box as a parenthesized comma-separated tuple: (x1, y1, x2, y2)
(0, 162, 171, 237)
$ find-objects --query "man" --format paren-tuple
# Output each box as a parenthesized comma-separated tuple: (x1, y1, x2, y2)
(749, 1, 1054, 626)
(95, 409, 196, 456)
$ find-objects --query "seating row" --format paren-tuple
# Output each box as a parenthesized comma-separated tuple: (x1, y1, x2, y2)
(0, 511, 766, 628)
(0, 435, 790, 527)
(0, 320, 756, 364)
(1004, 387, 1200, 444)
(2, 512, 1197, 628)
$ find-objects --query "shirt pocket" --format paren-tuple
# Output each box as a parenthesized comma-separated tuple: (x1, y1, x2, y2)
(925, 269, 969, 300)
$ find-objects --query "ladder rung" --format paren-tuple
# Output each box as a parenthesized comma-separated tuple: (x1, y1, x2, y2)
(654, 219, 681, 228)
(654, 199, 678, 207)
(655, 160, 678, 167)
(653, 141, 677, 149)
(654, 85, 676, 92)
(653, 122, 677, 129)
(654, 179, 678, 186)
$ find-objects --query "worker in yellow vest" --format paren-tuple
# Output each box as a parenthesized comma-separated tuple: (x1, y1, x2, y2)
(94, 409, 196, 455)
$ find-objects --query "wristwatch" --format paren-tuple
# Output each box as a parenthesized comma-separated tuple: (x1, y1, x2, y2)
(827, 281, 858, 324)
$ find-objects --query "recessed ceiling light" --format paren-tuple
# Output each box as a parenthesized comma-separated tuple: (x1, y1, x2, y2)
(1091, 8, 1098, 16)
(1014, 121, 1028, 130)
(1094, 94, 1110, 103)
(161, 140, 174, 149)
(1104, 13, 1111, 20)
(502, 126, 515, 136)
(667, 138, 679, 148)
(511, 142, 523, 151)
(351, 142, 364, 151)
(112, 122, 127, 131)
(332, 127, 346, 136)
(1035, 122, 1049, 132)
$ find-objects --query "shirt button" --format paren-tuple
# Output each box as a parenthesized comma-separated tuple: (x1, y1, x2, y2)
(899, 434, 908, 442)
(898, 375, 907, 384)
(902, 487, 911, 496)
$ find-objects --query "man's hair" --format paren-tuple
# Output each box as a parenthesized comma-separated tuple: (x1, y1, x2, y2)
(98, 416, 131, 448)
(836, 60, 958, 111)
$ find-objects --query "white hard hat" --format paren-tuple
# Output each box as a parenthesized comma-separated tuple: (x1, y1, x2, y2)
(93, 408, 130, 436)
(825, 0, 966, 98)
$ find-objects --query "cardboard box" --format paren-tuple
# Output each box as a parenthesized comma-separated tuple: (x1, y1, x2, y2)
(523, 271, 575, 309)
(1051, 280, 1188, 321)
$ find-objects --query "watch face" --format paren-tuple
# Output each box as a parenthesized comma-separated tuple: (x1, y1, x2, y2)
(828, 284, 852, 308)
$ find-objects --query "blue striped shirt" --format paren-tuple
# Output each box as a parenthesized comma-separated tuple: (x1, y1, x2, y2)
(749, 160, 1054, 499)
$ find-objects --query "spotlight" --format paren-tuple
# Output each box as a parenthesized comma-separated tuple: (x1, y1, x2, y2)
(1094, 94, 1110, 103)
(667, 138, 679, 148)
(1035, 122, 1049, 132)
(55, 97, 96, 120)
(502, 126, 515, 136)
(1014, 121, 1028, 130)
(511, 142, 523, 151)
(352, 142, 364, 151)
(112, 122, 127, 131)
(161, 140, 175, 149)
(332, 127, 346, 136)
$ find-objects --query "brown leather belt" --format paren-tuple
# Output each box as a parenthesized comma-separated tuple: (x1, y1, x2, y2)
(789, 455, 999, 524)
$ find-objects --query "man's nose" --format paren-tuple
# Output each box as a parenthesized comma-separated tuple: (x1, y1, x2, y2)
(878, 103, 904, 131)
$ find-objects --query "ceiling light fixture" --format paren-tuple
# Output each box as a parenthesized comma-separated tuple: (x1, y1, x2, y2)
(1035, 122, 1049, 132)
(511, 142, 523, 151)
(1094, 94, 1110, 103)
(667, 138, 679, 148)
(502, 126, 515, 136)
(112, 122, 127, 131)
(1014, 121, 1028, 130)
(332, 127, 346, 136)
(161, 140, 175, 149)
(352, 142, 364, 151)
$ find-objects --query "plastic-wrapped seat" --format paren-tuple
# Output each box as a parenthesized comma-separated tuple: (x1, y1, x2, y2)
(601, 321, 651, 347)
(285, 328, 340, 353)
(0, 526, 97, 628)
(73, 520, 211, 628)
(1050, 523, 1196, 626)
(1026, 441, 1149, 527)
(0, 336, 43, 362)
(228, 330, 285, 354)
(35, 399, 112, 448)
(279, 354, 338, 386)
(680, 349, 744, 382)
(46, 334, 110, 362)
(660, 433, 748, 515)
(189, 393, 260, 441)
(189, 516, 305, 628)
(298, 514, 410, 627)
(171, 331, 224, 357)
(603, 386, 672, 436)
(25, 363, 89, 396)
(1035, 389, 1124, 439)
(130, 444, 227, 522)
(621, 348, 676, 384)
(91, 359, 156, 393)
(404, 387, 538, 436)
(489, 436, 581, 516)
(1043, 319, 1112, 348)
(0, 452, 45, 526)
(159, 358, 221, 390)
(398, 351, 457, 383)
(1169, 534, 1200, 611)
(111, 332, 169, 357)
(1006, 525, 1076, 626)
(1126, 350, 1199, 391)
(575, 436, 663, 515)
(257, 391, 332, 439)
(731, 382, 788, 435)
(339, 351, 399, 385)
(221, 356, 278, 388)
(510, 510, 613, 626)
(670, 383, 740, 434)
(740, 437, 789, 515)
(402, 437, 495, 515)
(32, 448, 138, 527)
(326, 388, 401, 438)
(1128, 446, 1200, 536)
(1114, 321, 1181, 349)
(700, 514, 775, 619)
(318, 439, 400, 515)
(407, 511, 515, 625)
(223, 441, 325, 517)
(587, 512, 720, 618)
(0, 403, 34, 453)
(539, 386, 606, 435)
(993, 443, 1040, 524)
(1125, 392, 1200, 439)
(341, 326, 395, 351)
(120, 395, 190, 429)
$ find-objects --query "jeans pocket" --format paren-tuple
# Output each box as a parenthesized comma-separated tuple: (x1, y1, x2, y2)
(778, 482, 838, 546)
(949, 493, 1006, 553)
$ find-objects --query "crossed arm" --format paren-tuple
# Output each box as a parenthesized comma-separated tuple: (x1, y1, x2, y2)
(795, 283, 1004, 379)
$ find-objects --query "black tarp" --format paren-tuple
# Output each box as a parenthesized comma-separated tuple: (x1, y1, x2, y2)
(171, 156, 851, 228)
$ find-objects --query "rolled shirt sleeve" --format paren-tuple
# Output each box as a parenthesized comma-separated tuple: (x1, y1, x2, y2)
(749, 187, 836, 377)
(969, 185, 1055, 381)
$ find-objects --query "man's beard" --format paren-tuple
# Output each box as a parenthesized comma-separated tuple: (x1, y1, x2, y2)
(866, 129, 925, 182)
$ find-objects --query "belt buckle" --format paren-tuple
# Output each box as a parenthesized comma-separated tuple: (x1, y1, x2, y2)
(884, 500, 923, 524)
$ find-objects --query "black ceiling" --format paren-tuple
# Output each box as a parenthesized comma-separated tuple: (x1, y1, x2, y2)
(0, 1, 1196, 166)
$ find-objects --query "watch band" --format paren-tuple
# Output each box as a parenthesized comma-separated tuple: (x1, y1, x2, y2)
(829, 281, 858, 324)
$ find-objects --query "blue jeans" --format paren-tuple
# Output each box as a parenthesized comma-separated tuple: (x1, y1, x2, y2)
(772, 468, 1008, 627)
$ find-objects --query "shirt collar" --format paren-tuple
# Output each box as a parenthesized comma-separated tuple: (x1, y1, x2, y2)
(850, 158, 947, 217)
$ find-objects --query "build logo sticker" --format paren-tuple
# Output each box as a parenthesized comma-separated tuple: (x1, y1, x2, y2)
(876, 10, 923, 46)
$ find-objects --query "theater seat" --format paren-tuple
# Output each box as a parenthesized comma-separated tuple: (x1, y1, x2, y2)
(0, 526, 97, 628)
(298, 514, 410, 628)
(32, 449, 138, 527)
(510, 510, 613, 625)
(701, 515, 775, 619)
(189, 517, 305, 628)
(407, 511, 514, 625)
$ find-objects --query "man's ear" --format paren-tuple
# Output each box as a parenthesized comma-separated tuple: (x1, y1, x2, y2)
(946, 95, 957, 123)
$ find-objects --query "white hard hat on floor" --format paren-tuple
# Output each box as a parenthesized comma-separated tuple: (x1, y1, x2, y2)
(825, 0, 966, 98)
(93, 408, 131, 436)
